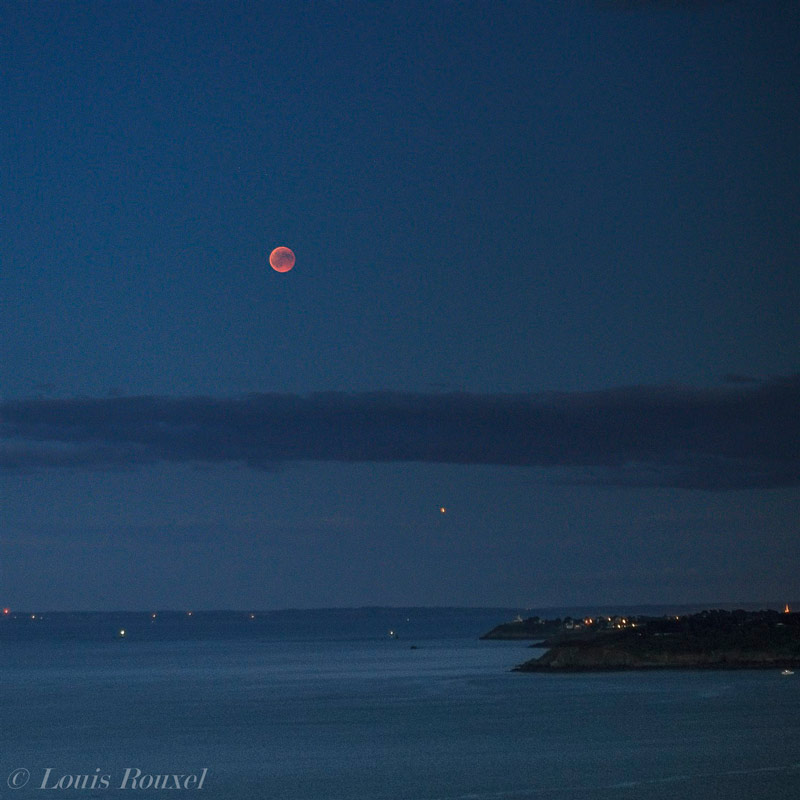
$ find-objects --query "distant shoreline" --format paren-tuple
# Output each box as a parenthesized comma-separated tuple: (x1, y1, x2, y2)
(2, 602, 796, 615)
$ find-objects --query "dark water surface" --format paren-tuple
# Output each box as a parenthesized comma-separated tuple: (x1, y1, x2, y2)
(2, 609, 799, 799)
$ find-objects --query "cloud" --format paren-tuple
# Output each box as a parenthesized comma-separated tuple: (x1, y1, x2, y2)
(2, 376, 798, 490)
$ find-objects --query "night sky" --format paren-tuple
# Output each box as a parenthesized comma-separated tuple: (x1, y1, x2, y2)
(2, 1, 798, 610)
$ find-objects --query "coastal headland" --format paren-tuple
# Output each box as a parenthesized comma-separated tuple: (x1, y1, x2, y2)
(483, 609, 800, 672)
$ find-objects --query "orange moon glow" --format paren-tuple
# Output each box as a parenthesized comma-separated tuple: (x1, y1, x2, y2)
(269, 246, 296, 273)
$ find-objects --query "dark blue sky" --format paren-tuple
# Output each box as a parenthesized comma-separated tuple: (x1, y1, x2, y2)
(2, 1, 798, 610)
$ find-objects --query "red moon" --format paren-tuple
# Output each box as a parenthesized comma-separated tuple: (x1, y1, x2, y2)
(269, 246, 296, 273)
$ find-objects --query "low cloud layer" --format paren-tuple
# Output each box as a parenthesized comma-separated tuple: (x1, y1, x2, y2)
(2, 376, 798, 490)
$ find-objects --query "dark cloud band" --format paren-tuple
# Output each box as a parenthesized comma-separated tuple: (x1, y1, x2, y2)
(2, 376, 798, 490)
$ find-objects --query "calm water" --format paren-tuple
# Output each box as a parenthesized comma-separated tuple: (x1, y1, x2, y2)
(2, 609, 799, 799)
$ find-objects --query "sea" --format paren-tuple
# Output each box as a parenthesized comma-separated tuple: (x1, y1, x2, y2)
(2, 607, 799, 800)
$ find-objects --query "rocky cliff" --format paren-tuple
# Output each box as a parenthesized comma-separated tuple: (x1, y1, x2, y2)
(509, 609, 800, 672)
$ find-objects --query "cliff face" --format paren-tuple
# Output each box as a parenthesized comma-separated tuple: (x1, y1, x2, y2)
(509, 610, 800, 672)
(515, 645, 800, 672)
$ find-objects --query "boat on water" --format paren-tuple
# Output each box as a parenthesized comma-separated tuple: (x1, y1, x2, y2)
(781, 669, 794, 676)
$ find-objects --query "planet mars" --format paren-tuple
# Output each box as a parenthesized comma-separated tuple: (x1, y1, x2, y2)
(269, 246, 296, 273)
